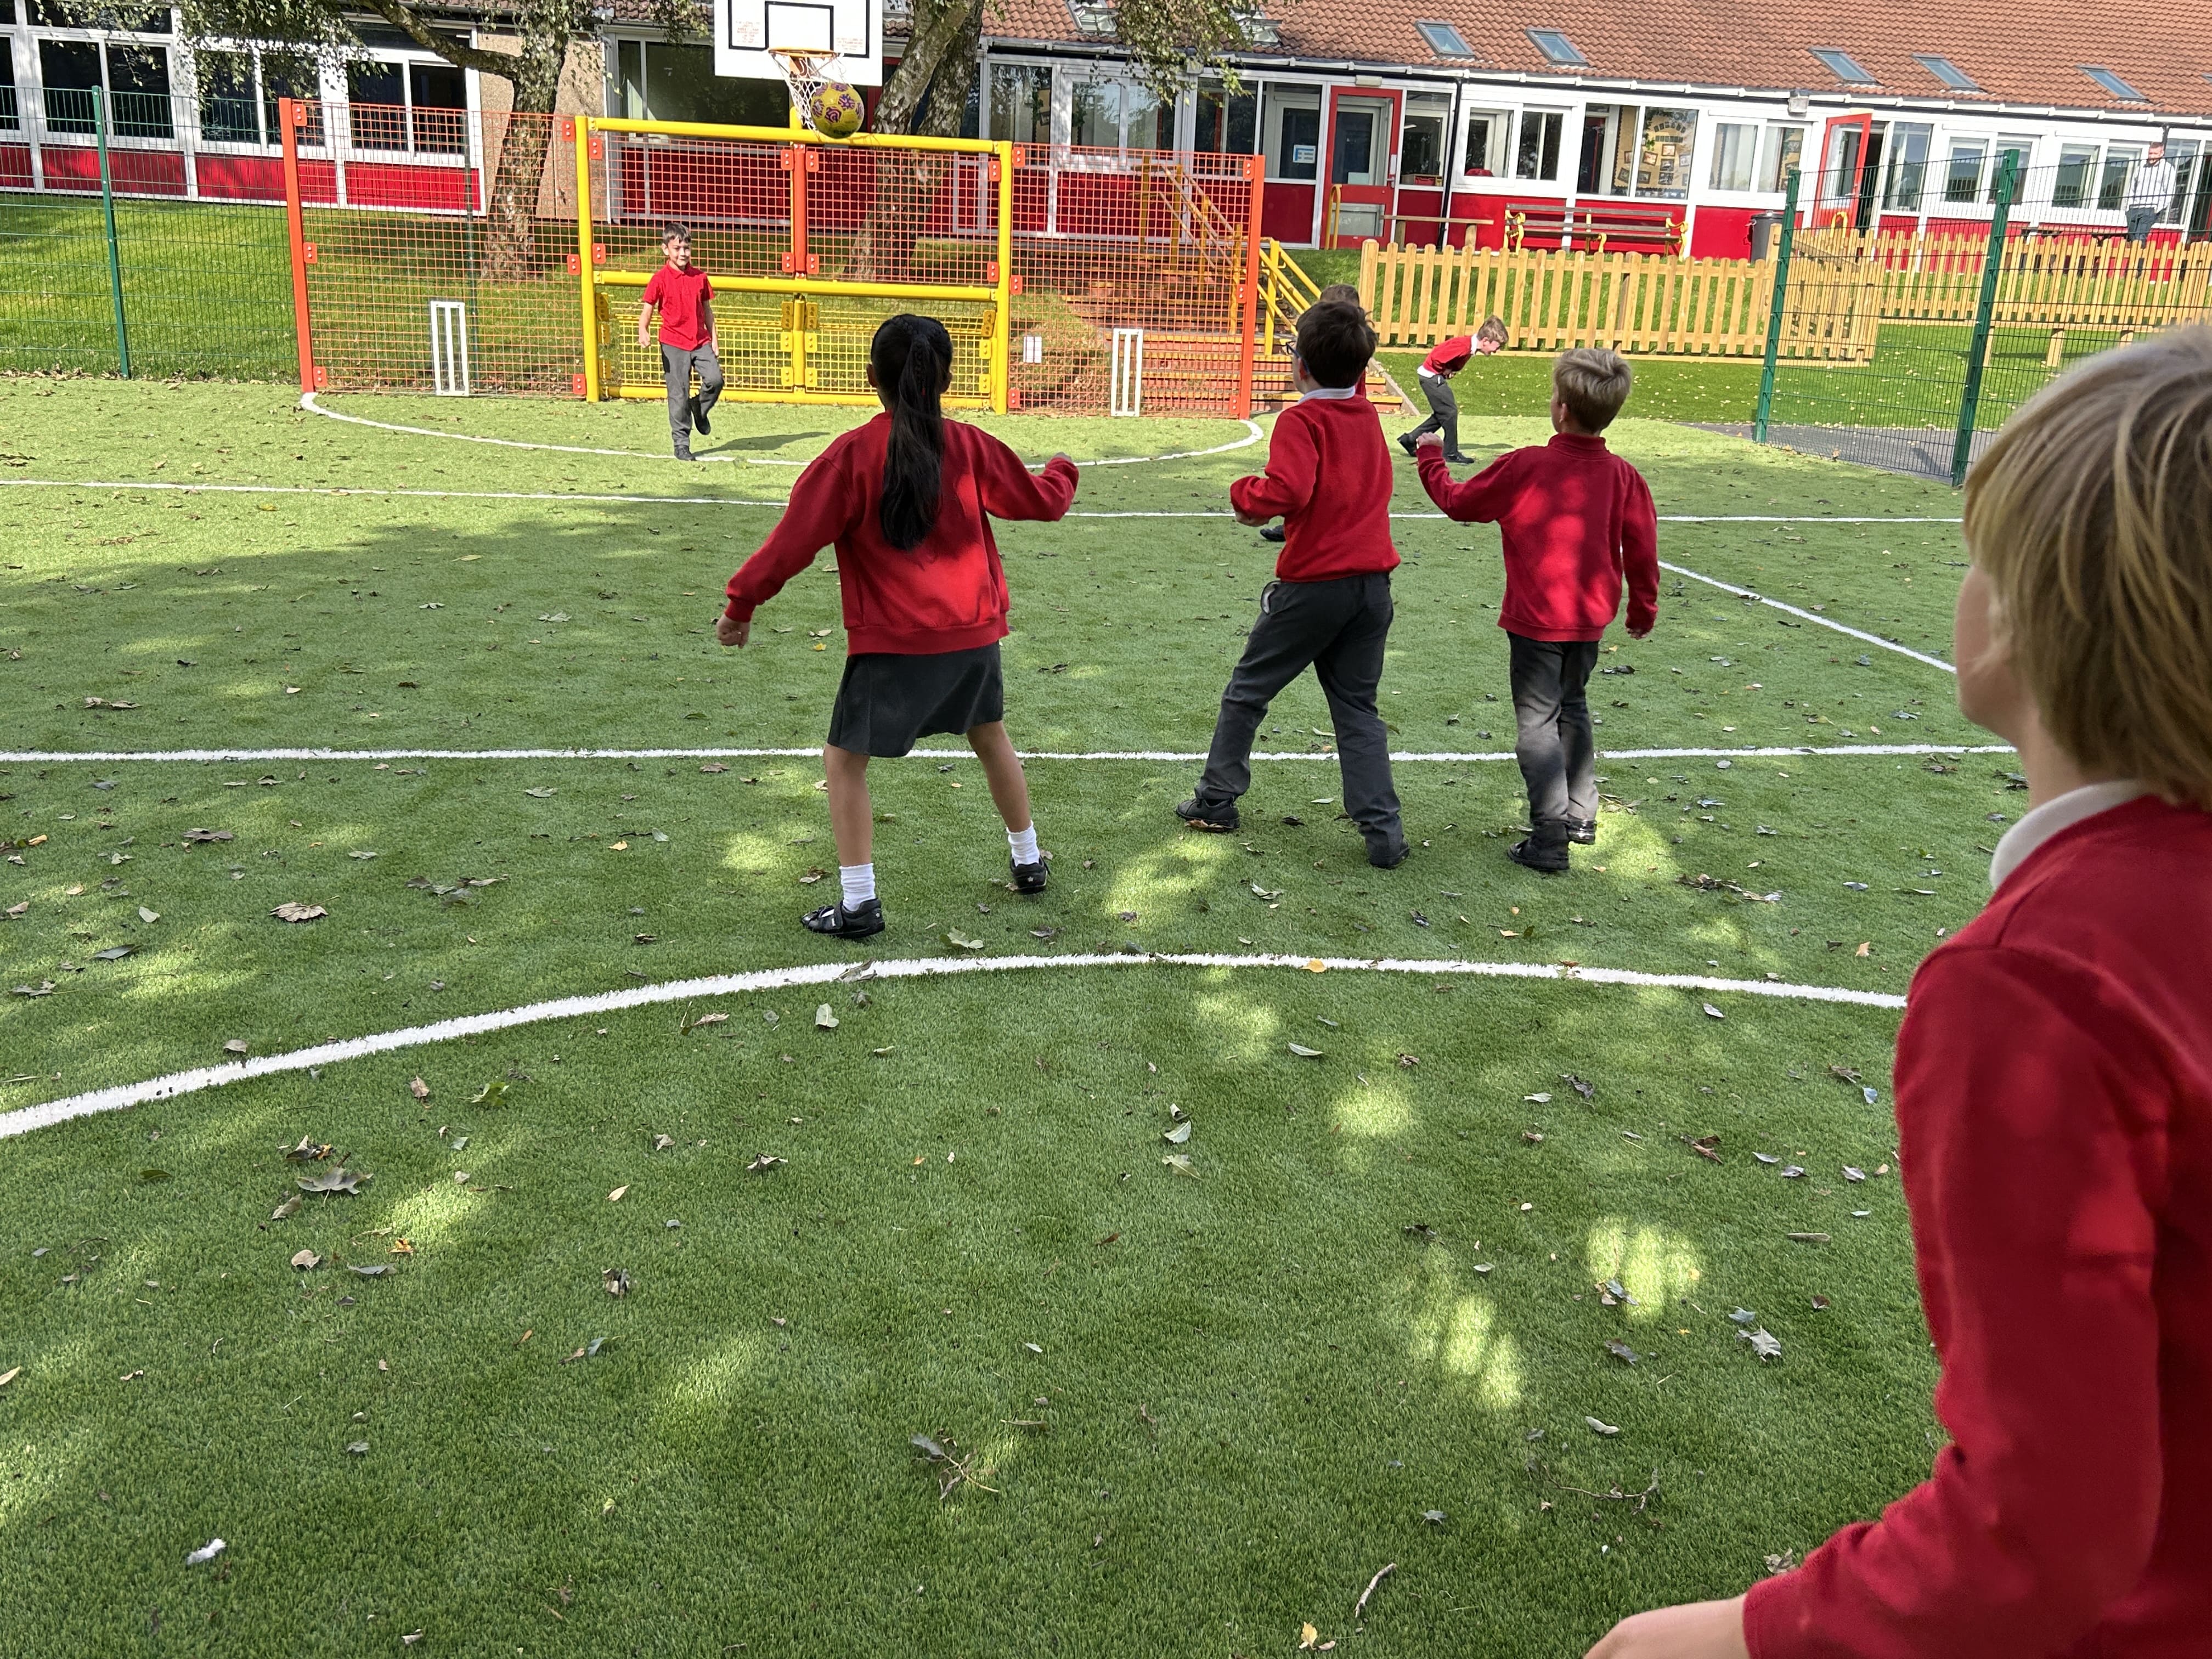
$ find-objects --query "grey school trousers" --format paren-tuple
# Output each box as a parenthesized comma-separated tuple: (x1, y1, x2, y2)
(1198, 573, 1402, 843)
(661, 342, 723, 450)
(1508, 633, 1601, 845)
(1407, 369, 1459, 454)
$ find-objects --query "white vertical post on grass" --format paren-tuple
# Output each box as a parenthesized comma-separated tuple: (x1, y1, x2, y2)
(1109, 327, 1144, 416)
(430, 300, 471, 396)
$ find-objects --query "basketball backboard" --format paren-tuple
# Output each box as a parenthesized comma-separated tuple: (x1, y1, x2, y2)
(716, 0, 886, 87)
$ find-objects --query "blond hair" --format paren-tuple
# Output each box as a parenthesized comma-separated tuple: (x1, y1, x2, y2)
(1554, 347, 1632, 431)
(1476, 314, 1507, 347)
(1963, 327, 2212, 808)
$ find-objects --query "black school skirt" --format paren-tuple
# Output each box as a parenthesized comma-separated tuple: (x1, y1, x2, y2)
(826, 642, 1005, 757)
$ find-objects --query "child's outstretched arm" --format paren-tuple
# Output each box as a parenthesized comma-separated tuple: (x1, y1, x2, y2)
(1622, 470, 1659, 639)
(720, 446, 861, 647)
(1228, 416, 1319, 526)
(976, 436, 1079, 522)
(1415, 442, 1515, 522)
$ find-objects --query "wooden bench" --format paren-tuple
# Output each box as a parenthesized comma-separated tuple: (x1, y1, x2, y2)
(1506, 205, 1685, 256)
(1386, 213, 1494, 247)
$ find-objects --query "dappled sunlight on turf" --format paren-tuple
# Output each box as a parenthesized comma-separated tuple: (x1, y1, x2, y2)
(1330, 1074, 1413, 1141)
(1097, 836, 1234, 920)
(1583, 1220, 1703, 1327)
(657, 1330, 772, 1430)
(1399, 1253, 1525, 1411)
(1186, 987, 1280, 1068)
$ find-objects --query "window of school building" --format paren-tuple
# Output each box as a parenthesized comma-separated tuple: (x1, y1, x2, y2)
(1265, 84, 1320, 180)
(1071, 77, 1166, 151)
(1515, 108, 1564, 180)
(1460, 106, 1507, 176)
(1400, 92, 1447, 183)
(195, 47, 323, 146)
(988, 61, 1049, 143)
(1193, 81, 1257, 153)
(1575, 104, 1698, 198)
(611, 37, 786, 128)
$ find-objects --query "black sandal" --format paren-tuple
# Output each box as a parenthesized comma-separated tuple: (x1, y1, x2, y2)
(802, 896, 885, 939)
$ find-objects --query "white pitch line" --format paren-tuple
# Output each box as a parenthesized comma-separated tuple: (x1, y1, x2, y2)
(1659, 560, 1957, 673)
(299, 392, 1266, 470)
(0, 950, 1905, 1141)
(0, 742, 2012, 766)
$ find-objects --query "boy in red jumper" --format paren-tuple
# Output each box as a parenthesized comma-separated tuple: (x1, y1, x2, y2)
(1177, 300, 1408, 867)
(1399, 313, 1505, 462)
(1417, 346, 1656, 871)
(639, 223, 721, 462)
(1583, 331, 2212, 1659)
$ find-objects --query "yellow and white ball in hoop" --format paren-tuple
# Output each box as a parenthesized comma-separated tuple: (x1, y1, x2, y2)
(809, 79, 866, 139)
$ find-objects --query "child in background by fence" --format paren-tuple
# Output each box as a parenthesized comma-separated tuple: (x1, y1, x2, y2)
(638, 223, 721, 461)
(1584, 327, 2212, 1659)
(1400, 314, 1505, 463)
(1180, 300, 1408, 868)
(719, 315, 1080, 939)
(1415, 347, 1656, 872)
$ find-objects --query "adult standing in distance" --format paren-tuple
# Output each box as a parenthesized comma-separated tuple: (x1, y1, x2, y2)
(638, 223, 723, 461)
(2125, 140, 2177, 243)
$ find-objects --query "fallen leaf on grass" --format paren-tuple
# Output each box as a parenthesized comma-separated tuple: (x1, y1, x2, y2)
(0, 1367, 20, 1389)
(523, 787, 556, 799)
(746, 1154, 785, 1174)
(410, 1077, 430, 1102)
(183, 1538, 224, 1565)
(1605, 1339, 1641, 1365)
(1286, 1042, 1323, 1058)
(93, 946, 133, 961)
(270, 902, 326, 923)
(13, 981, 57, 997)
(140, 1168, 170, 1183)
(603, 1268, 631, 1298)
(137, 906, 159, 923)
(1161, 1154, 1198, 1177)
(181, 828, 233, 844)
(270, 1195, 301, 1221)
(815, 1004, 838, 1029)
(1163, 1120, 1192, 1145)
(1585, 1417, 1621, 1437)
(346, 1440, 369, 1455)
(296, 1165, 370, 1194)
(1787, 1232, 1831, 1244)
(941, 930, 985, 952)
(1739, 1327, 1783, 1362)
(1701, 1002, 1725, 1019)
(470, 1081, 509, 1108)
(223, 1039, 249, 1056)
(607, 1185, 628, 1202)
(347, 1263, 394, 1278)
(290, 1249, 323, 1269)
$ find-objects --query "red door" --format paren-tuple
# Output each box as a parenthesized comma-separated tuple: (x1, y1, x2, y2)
(1324, 90, 1401, 247)
(1813, 114, 1874, 232)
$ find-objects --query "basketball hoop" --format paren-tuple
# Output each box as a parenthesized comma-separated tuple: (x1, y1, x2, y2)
(771, 48, 845, 129)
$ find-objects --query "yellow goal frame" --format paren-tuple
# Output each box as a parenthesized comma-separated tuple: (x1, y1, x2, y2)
(574, 116, 1016, 413)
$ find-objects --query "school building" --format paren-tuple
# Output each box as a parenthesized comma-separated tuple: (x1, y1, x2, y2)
(5, 0, 2209, 253)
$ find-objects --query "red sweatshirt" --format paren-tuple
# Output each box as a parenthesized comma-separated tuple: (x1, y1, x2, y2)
(1229, 393, 1399, 583)
(1746, 793, 2212, 1659)
(1417, 433, 1657, 641)
(1421, 336, 1474, 375)
(724, 415, 1077, 656)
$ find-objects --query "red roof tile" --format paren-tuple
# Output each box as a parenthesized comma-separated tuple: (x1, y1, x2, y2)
(988, 0, 2212, 119)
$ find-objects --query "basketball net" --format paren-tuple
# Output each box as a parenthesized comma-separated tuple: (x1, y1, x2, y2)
(770, 48, 844, 132)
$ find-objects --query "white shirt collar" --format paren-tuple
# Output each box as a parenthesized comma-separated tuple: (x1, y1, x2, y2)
(1300, 384, 1360, 401)
(1989, 778, 2149, 889)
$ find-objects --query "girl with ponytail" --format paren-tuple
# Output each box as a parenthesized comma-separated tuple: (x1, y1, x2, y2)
(719, 314, 1081, 940)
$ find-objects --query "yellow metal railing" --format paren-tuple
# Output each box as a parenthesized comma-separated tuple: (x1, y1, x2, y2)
(1260, 238, 1322, 358)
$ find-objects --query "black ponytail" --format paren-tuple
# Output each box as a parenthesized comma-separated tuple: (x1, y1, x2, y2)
(873, 313, 953, 551)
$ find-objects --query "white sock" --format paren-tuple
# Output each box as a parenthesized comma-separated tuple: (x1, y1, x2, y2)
(839, 863, 876, 906)
(1007, 824, 1040, 864)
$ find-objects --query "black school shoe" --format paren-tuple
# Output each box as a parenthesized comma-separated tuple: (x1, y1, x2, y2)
(1507, 837, 1570, 873)
(1443, 452, 1474, 464)
(1011, 855, 1049, 894)
(1566, 819, 1596, 846)
(1259, 524, 1285, 543)
(1366, 832, 1409, 870)
(673, 444, 696, 462)
(802, 896, 884, 939)
(1397, 431, 1420, 456)
(1175, 795, 1240, 833)
(690, 396, 711, 437)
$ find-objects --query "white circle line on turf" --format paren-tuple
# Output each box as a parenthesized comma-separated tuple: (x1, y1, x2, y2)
(0, 743, 2016, 765)
(0, 480, 1959, 527)
(1658, 560, 1957, 673)
(0, 952, 1905, 1142)
(298, 393, 1265, 470)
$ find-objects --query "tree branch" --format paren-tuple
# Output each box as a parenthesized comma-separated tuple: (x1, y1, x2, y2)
(351, 0, 527, 81)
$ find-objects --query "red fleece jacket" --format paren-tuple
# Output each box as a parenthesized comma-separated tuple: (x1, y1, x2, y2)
(1228, 394, 1400, 583)
(724, 415, 1077, 656)
(1417, 433, 1657, 641)
(1746, 794, 2212, 1659)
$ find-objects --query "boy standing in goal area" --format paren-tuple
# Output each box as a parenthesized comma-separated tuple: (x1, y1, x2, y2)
(637, 223, 723, 461)
(1400, 314, 1506, 462)
(1179, 299, 1409, 869)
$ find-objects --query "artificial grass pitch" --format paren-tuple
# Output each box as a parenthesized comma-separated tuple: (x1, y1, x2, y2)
(0, 380, 1993, 1655)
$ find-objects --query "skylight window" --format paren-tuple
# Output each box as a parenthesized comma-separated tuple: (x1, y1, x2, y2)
(1914, 54, 1979, 92)
(1810, 48, 1878, 86)
(1527, 29, 1587, 67)
(1416, 20, 1475, 58)
(2079, 65, 2147, 101)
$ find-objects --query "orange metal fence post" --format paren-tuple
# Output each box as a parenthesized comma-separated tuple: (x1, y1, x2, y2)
(1235, 154, 1266, 419)
(280, 98, 317, 393)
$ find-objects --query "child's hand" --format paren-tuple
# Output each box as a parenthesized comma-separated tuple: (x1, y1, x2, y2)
(1629, 625, 1652, 641)
(1413, 430, 1446, 453)
(1233, 508, 1271, 528)
(715, 614, 750, 648)
(1584, 1596, 1748, 1659)
(1050, 452, 1073, 468)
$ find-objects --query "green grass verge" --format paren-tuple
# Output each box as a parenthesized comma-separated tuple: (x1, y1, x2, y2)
(1, 382, 2002, 1655)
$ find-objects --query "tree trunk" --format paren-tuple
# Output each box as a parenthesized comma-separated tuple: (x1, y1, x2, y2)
(480, 32, 568, 280)
(847, 0, 980, 280)
(914, 1, 980, 140)
(869, 0, 982, 136)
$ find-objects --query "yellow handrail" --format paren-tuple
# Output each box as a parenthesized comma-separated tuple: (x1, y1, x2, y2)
(1259, 239, 1322, 357)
